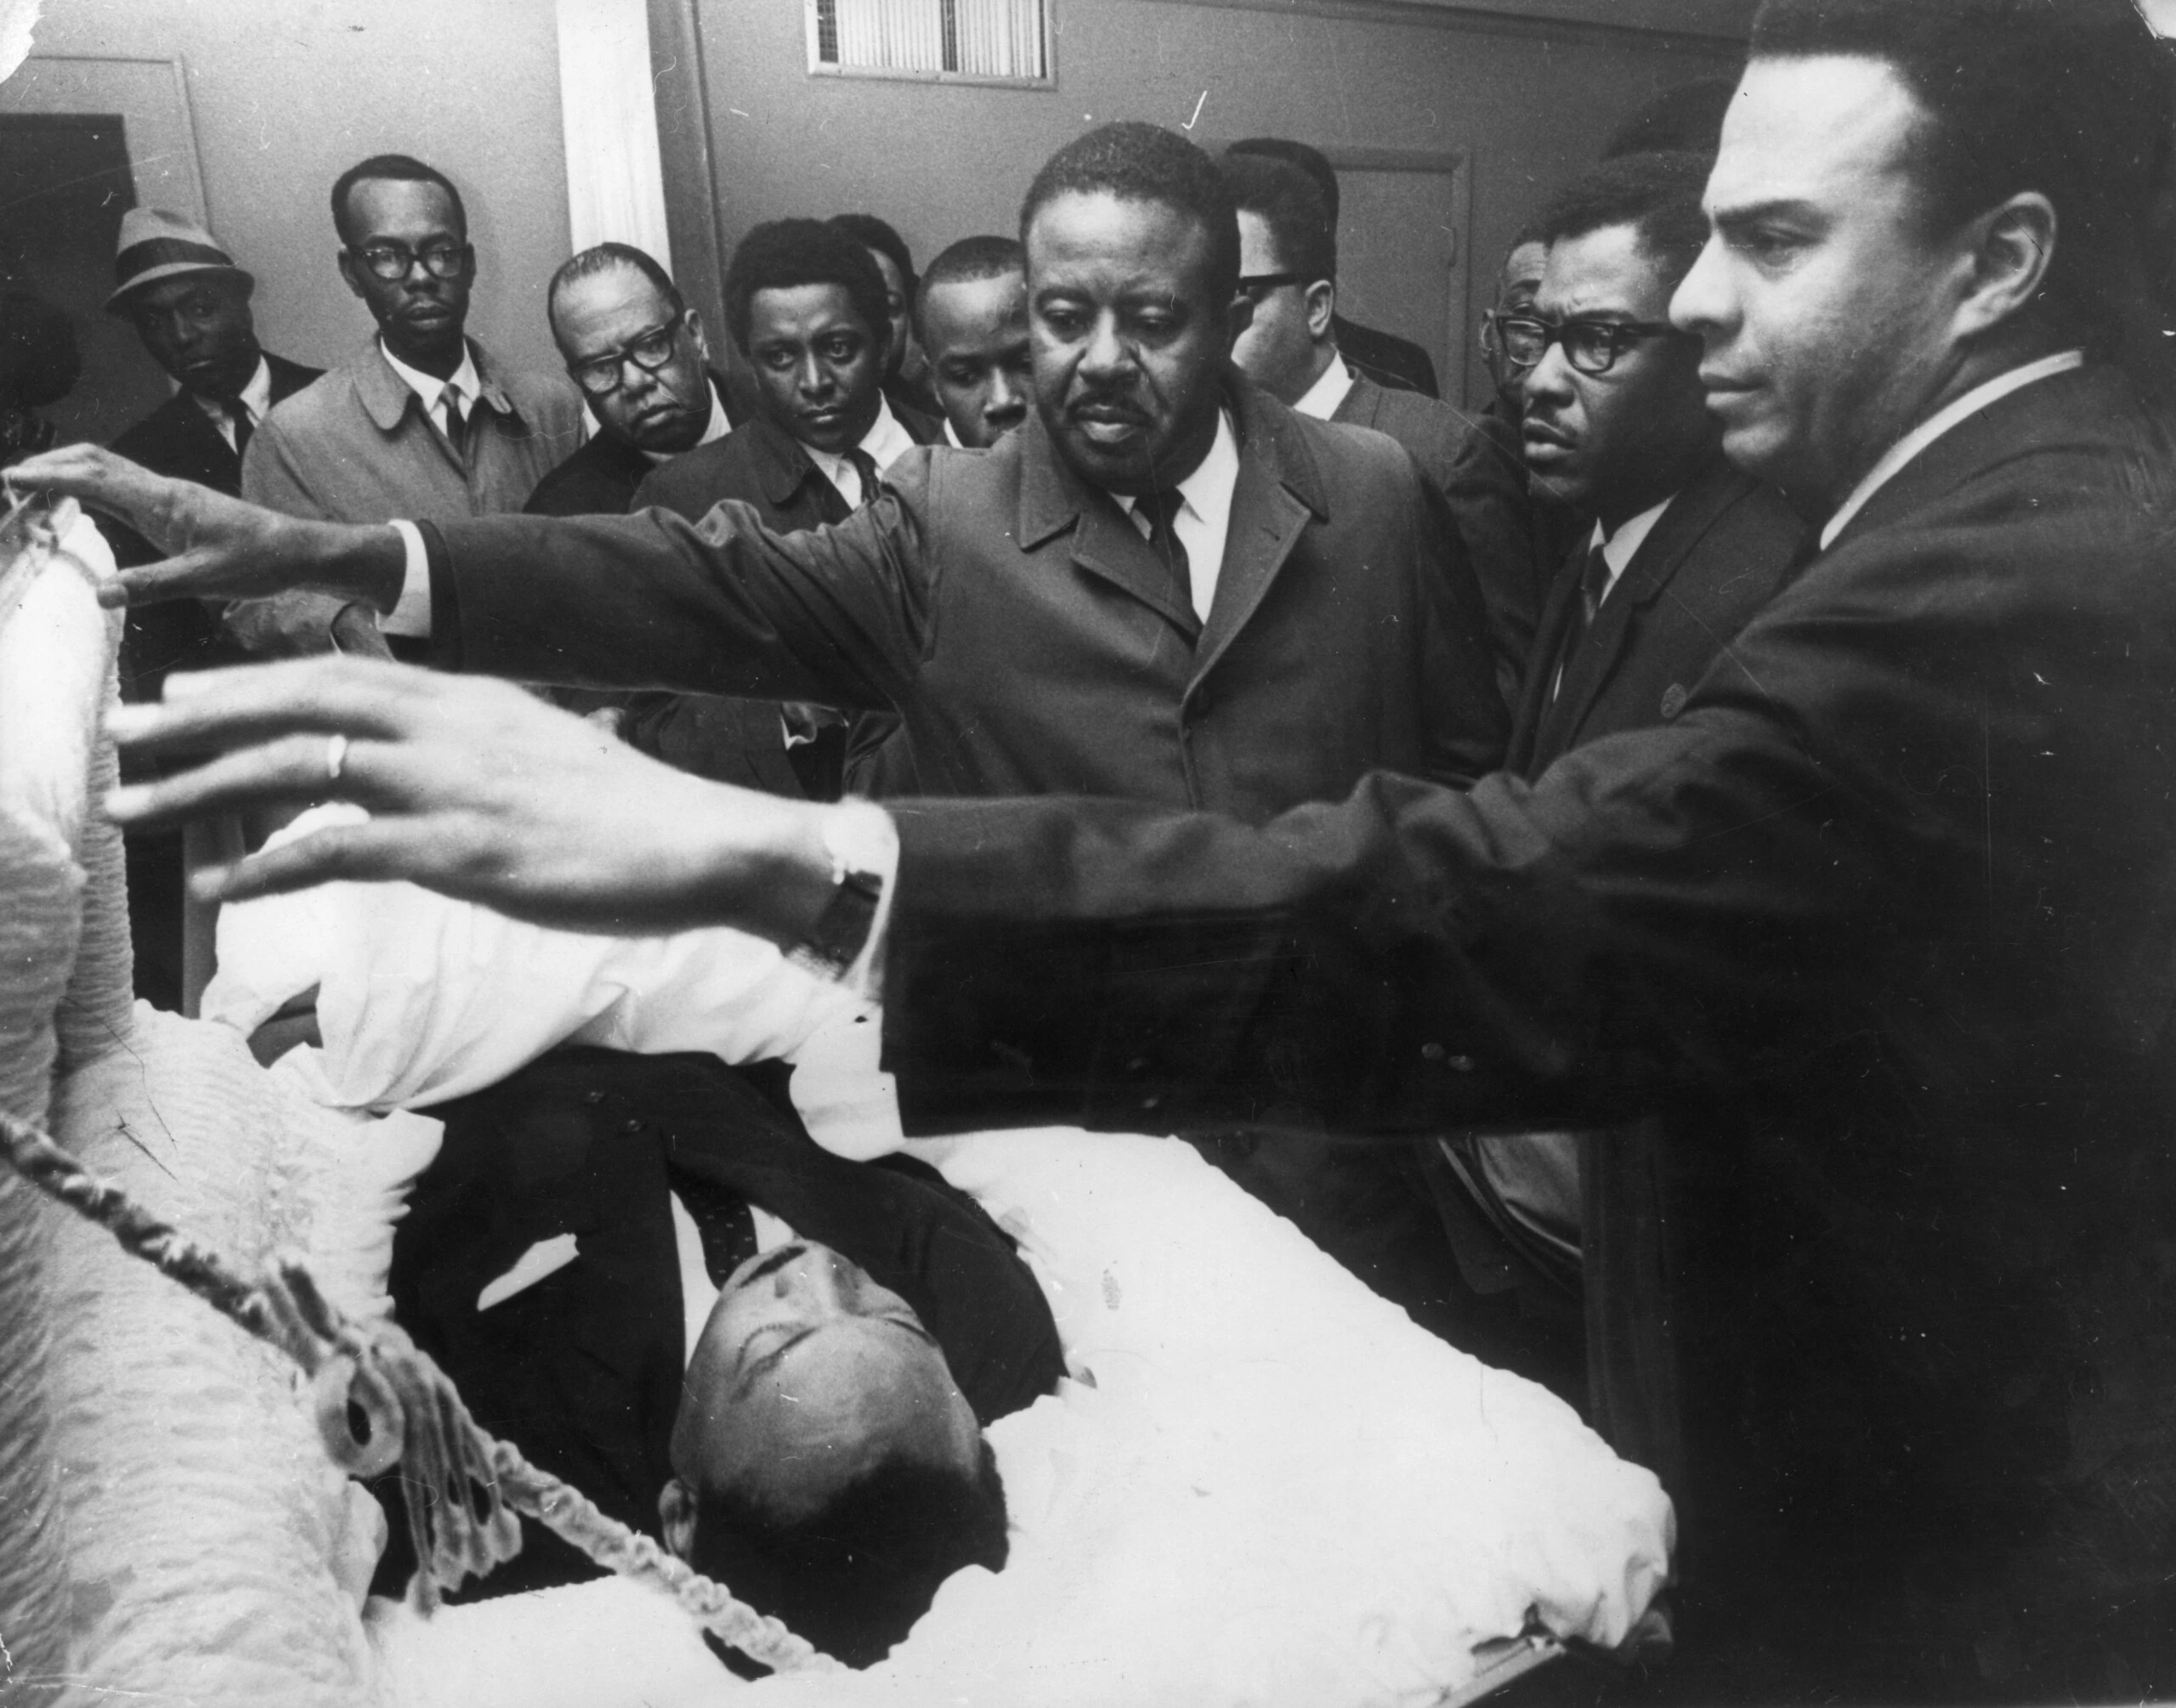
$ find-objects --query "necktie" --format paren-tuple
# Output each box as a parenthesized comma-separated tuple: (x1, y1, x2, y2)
(1134, 487, 1193, 619)
(440, 384, 468, 458)
(1550, 542, 1615, 703)
(670, 1164, 759, 1285)
(847, 446, 882, 509)
(230, 404, 253, 459)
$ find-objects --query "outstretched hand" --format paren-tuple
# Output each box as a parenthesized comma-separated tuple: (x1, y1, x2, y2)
(6, 443, 402, 614)
(105, 656, 845, 941)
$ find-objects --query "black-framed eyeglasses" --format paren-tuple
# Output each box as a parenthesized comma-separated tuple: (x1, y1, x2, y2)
(349, 240, 470, 283)
(567, 311, 688, 397)
(1237, 271, 1304, 305)
(1493, 314, 1686, 376)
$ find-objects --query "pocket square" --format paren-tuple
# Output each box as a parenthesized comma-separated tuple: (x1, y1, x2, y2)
(477, 1232, 580, 1312)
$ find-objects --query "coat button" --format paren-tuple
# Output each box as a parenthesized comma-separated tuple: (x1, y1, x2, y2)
(1421, 1042, 1447, 1060)
(620, 1118, 643, 1135)
(1659, 683, 1688, 720)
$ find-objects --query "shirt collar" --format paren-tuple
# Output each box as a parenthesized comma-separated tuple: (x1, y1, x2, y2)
(190, 354, 273, 429)
(377, 336, 483, 416)
(804, 393, 915, 484)
(640, 379, 733, 465)
(1290, 357, 1356, 421)
(1590, 492, 1676, 594)
(1114, 408, 1241, 529)
(943, 415, 965, 449)
(1819, 349, 2085, 549)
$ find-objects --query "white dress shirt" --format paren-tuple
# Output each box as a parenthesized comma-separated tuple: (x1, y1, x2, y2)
(378, 337, 484, 445)
(1819, 349, 2085, 550)
(191, 354, 274, 450)
(804, 394, 918, 508)
(1588, 492, 1676, 606)
(1290, 357, 1357, 422)
(639, 379, 733, 465)
(943, 415, 966, 449)
(1113, 409, 1241, 622)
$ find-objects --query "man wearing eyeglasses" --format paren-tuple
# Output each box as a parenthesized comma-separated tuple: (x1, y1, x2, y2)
(526, 243, 741, 519)
(1425, 150, 1805, 1412)
(235, 153, 583, 657)
(1222, 150, 1540, 705)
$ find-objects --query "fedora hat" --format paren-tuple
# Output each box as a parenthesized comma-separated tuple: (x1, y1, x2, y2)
(105, 207, 252, 314)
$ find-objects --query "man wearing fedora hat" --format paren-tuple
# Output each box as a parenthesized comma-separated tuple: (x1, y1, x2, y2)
(106, 206, 321, 1014)
(107, 207, 320, 508)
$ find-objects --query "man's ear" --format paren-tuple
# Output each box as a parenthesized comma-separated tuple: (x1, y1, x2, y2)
(684, 308, 712, 369)
(1957, 191, 2058, 342)
(659, 1476, 700, 1561)
(1225, 292, 1255, 353)
(1304, 278, 1336, 343)
(336, 250, 366, 303)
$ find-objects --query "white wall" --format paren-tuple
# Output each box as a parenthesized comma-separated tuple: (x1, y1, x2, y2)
(26, 0, 575, 384)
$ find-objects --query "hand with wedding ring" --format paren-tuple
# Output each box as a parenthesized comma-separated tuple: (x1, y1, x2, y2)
(104, 655, 847, 942)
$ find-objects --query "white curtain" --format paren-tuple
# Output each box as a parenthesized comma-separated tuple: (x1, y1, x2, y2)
(554, 0, 673, 269)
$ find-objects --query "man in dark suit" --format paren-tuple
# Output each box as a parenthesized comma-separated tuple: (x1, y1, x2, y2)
(106, 208, 323, 693)
(379, 1045, 1062, 1670)
(1222, 150, 1542, 702)
(579, 134, 1499, 822)
(79, 2, 2176, 1696)
(1227, 137, 1441, 398)
(1421, 152, 1805, 1400)
(104, 208, 321, 1011)
(632, 218, 939, 801)
(524, 243, 741, 518)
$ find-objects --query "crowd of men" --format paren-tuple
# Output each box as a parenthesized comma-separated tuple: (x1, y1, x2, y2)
(28, 0, 2176, 1697)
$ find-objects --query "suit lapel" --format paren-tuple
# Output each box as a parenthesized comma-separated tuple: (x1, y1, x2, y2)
(1017, 411, 1201, 640)
(1536, 459, 1755, 758)
(1510, 534, 1590, 776)
(164, 393, 243, 490)
(1193, 378, 1326, 682)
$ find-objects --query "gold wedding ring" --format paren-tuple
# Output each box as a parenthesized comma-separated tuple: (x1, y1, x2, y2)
(325, 732, 349, 784)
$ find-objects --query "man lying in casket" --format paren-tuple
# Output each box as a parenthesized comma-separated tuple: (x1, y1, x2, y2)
(372, 1043, 1065, 1672)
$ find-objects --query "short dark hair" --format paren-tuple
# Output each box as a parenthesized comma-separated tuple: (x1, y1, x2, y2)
(546, 242, 683, 339)
(1533, 151, 1715, 294)
(1227, 137, 1340, 228)
(1021, 122, 1241, 303)
(331, 154, 467, 247)
(688, 1442, 1009, 1671)
(1750, 0, 2173, 353)
(1222, 153, 1336, 286)
(915, 235, 1024, 341)
(828, 212, 917, 299)
(722, 218, 892, 356)
(1602, 76, 1740, 161)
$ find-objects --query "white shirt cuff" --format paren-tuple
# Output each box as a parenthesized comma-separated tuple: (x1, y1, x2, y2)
(382, 519, 433, 638)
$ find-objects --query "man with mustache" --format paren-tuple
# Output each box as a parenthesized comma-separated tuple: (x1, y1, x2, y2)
(66, 0, 2176, 1694)
(1425, 150, 1803, 1400)
(235, 154, 583, 656)
(378, 1046, 1062, 1672)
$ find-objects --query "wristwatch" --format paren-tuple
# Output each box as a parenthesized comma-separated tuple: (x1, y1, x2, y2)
(786, 804, 893, 982)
